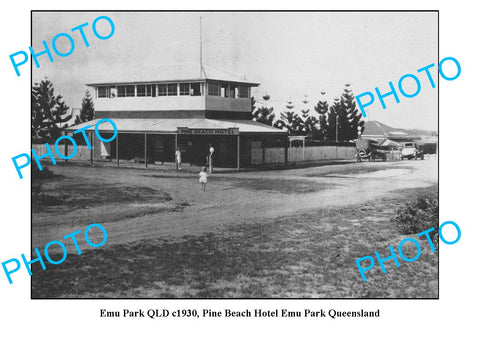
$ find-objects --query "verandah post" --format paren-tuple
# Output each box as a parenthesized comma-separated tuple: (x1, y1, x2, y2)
(116, 133, 119, 167)
(144, 133, 147, 168)
(237, 134, 240, 170)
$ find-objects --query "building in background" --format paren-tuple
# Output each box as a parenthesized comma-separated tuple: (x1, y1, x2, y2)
(362, 120, 438, 154)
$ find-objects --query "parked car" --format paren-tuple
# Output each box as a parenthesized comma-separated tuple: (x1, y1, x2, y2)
(356, 139, 387, 162)
(401, 142, 424, 160)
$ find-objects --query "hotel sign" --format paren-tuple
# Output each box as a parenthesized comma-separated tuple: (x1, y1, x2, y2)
(177, 127, 239, 135)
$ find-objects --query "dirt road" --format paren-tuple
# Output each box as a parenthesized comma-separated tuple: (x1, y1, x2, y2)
(32, 159, 438, 252)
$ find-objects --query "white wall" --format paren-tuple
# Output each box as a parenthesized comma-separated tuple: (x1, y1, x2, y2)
(94, 96, 206, 112)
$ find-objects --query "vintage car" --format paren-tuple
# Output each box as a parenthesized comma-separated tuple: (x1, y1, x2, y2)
(356, 139, 387, 162)
(400, 142, 424, 160)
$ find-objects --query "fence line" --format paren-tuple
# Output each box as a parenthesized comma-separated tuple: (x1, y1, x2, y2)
(32, 144, 92, 161)
(252, 145, 356, 165)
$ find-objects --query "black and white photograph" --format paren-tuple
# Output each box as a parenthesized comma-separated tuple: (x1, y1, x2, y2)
(3, 0, 480, 338)
(29, 11, 439, 298)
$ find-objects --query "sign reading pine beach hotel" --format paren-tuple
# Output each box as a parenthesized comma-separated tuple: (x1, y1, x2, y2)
(67, 62, 286, 169)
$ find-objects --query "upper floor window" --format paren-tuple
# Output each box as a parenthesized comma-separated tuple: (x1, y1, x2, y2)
(167, 83, 177, 96)
(220, 84, 228, 97)
(98, 86, 108, 98)
(229, 85, 237, 98)
(118, 85, 135, 97)
(97, 86, 118, 98)
(137, 84, 155, 97)
(208, 82, 220, 96)
(239, 86, 250, 98)
(179, 83, 190, 96)
(158, 84, 167, 96)
(191, 83, 201, 96)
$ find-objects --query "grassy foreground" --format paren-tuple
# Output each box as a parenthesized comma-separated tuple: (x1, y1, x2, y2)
(32, 185, 438, 298)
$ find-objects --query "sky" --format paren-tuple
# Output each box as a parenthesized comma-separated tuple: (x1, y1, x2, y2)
(31, 11, 438, 131)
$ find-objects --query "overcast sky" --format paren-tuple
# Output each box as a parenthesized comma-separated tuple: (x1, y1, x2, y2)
(32, 11, 438, 130)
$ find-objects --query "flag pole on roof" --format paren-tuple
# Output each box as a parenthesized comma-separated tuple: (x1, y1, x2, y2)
(200, 16, 203, 78)
(200, 16, 206, 79)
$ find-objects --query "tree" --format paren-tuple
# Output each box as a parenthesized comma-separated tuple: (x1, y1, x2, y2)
(276, 100, 305, 135)
(340, 84, 364, 140)
(75, 89, 95, 124)
(326, 97, 340, 141)
(251, 96, 256, 114)
(252, 94, 275, 126)
(314, 92, 329, 141)
(301, 94, 319, 138)
(32, 78, 71, 142)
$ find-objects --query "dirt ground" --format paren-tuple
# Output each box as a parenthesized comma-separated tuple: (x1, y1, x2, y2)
(31, 158, 438, 298)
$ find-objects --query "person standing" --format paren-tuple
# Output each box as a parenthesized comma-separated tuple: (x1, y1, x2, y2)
(199, 166, 207, 191)
(208, 144, 215, 173)
(175, 147, 182, 170)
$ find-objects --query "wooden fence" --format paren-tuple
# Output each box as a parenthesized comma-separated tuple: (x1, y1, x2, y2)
(32, 144, 92, 161)
(252, 145, 356, 165)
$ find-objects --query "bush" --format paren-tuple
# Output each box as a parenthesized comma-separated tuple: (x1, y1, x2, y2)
(32, 165, 54, 180)
(391, 193, 439, 247)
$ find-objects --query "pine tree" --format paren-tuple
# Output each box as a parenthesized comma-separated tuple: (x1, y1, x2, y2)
(336, 96, 350, 141)
(301, 94, 319, 138)
(313, 92, 329, 141)
(278, 100, 305, 135)
(326, 97, 340, 141)
(251, 96, 256, 114)
(75, 89, 95, 124)
(32, 78, 72, 142)
(340, 84, 364, 140)
(252, 94, 275, 126)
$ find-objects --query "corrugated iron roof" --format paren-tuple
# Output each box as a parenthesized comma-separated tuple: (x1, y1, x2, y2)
(66, 118, 285, 134)
(86, 62, 260, 86)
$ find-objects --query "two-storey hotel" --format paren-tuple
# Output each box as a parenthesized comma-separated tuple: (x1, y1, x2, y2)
(68, 62, 287, 169)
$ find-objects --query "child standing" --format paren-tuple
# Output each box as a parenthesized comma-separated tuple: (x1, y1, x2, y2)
(175, 147, 182, 170)
(199, 166, 207, 191)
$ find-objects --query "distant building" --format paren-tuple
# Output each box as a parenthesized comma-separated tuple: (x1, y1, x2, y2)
(66, 62, 287, 168)
(362, 120, 437, 154)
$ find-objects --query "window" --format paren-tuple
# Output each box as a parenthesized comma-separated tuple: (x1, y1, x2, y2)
(117, 85, 135, 97)
(221, 83, 228, 97)
(191, 83, 201, 96)
(158, 84, 167, 96)
(118, 86, 125, 97)
(239, 86, 250, 98)
(208, 82, 220, 96)
(126, 85, 135, 97)
(167, 83, 177, 96)
(229, 85, 237, 98)
(135, 84, 153, 97)
(137, 85, 146, 97)
(179, 83, 190, 96)
(98, 86, 108, 98)
(109, 87, 117, 98)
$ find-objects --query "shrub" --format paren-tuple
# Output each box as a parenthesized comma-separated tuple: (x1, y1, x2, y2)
(32, 165, 54, 180)
(391, 193, 439, 247)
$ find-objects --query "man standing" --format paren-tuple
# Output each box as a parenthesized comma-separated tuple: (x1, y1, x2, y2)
(208, 144, 214, 173)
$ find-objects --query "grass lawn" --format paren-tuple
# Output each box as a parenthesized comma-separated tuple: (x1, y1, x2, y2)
(31, 185, 438, 298)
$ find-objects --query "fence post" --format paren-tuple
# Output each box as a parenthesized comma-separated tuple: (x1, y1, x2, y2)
(64, 131, 69, 162)
(90, 131, 94, 167)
